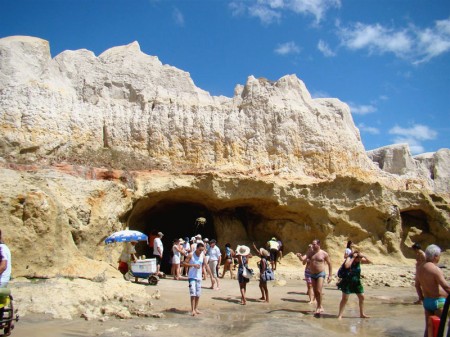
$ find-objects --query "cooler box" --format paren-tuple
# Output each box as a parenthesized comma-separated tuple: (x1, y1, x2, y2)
(131, 258, 157, 278)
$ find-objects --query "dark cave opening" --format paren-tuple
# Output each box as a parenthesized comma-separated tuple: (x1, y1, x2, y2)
(400, 209, 430, 258)
(129, 199, 217, 274)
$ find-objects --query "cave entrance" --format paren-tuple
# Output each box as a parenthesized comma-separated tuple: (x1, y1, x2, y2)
(128, 199, 216, 274)
(400, 209, 430, 258)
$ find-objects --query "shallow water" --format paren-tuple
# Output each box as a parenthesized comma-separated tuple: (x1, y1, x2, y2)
(12, 282, 442, 337)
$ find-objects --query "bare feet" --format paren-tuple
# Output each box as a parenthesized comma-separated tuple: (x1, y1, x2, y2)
(360, 313, 370, 318)
(191, 311, 197, 316)
(195, 309, 202, 315)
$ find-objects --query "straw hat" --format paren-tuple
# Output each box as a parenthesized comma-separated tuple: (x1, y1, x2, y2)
(236, 245, 251, 256)
(259, 248, 270, 257)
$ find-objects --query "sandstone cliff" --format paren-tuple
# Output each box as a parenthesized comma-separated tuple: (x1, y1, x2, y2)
(0, 36, 448, 279)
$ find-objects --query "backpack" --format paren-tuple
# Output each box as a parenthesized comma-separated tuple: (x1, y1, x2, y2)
(337, 261, 350, 279)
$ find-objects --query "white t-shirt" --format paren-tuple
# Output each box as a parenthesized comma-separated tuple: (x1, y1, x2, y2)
(207, 245, 221, 261)
(153, 237, 163, 256)
(0, 244, 12, 286)
(119, 243, 136, 263)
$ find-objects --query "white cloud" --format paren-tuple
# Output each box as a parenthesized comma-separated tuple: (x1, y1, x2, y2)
(317, 39, 336, 57)
(348, 103, 377, 115)
(275, 41, 300, 55)
(388, 124, 438, 154)
(172, 7, 184, 26)
(311, 90, 330, 98)
(338, 23, 412, 57)
(358, 123, 380, 135)
(248, 4, 281, 24)
(337, 16, 450, 63)
(414, 17, 450, 63)
(288, 0, 341, 23)
(389, 124, 437, 140)
(229, 0, 340, 24)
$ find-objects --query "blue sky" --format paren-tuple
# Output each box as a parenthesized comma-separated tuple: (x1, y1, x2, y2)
(1, 0, 449, 155)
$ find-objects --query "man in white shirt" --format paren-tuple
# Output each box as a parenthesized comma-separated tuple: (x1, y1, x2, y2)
(0, 230, 11, 287)
(207, 239, 221, 290)
(153, 232, 164, 275)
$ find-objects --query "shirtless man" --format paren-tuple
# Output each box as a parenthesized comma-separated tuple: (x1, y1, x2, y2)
(416, 244, 450, 337)
(307, 239, 332, 316)
(412, 243, 426, 304)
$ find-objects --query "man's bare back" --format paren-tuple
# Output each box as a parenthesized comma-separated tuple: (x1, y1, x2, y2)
(417, 262, 450, 298)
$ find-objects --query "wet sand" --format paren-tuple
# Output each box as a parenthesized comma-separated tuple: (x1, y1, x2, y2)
(12, 277, 427, 337)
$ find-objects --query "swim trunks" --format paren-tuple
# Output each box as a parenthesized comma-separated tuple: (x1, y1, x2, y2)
(310, 271, 326, 279)
(304, 268, 312, 284)
(423, 297, 446, 312)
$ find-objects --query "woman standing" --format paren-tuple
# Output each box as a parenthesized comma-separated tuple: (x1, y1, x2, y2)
(220, 243, 235, 279)
(337, 250, 371, 319)
(344, 241, 353, 259)
(236, 245, 252, 305)
(171, 238, 185, 280)
(253, 243, 271, 302)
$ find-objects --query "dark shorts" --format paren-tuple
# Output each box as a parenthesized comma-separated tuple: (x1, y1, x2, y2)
(154, 255, 162, 265)
(269, 249, 278, 262)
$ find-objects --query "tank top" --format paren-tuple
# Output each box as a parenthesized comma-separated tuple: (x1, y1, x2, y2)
(188, 251, 204, 280)
(172, 245, 181, 258)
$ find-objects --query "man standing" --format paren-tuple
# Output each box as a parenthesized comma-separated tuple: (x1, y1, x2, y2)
(266, 237, 280, 270)
(207, 239, 221, 290)
(416, 244, 450, 337)
(153, 232, 164, 276)
(184, 242, 205, 316)
(412, 243, 426, 304)
(0, 230, 11, 287)
(118, 240, 138, 281)
(307, 239, 332, 316)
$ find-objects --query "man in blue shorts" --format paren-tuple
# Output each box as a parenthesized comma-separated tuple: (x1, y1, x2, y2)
(184, 242, 205, 316)
(307, 239, 332, 316)
(416, 244, 450, 337)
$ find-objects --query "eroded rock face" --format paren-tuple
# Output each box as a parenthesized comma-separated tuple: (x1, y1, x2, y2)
(0, 36, 449, 279)
(368, 145, 450, 195)
(0, 36, 375, 178)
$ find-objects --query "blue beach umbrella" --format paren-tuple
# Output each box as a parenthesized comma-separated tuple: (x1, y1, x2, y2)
(105, 229, 148, 244)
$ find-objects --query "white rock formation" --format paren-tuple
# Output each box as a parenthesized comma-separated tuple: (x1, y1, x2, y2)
(367, 145, 450, 195)
(0, 36, 376, 178)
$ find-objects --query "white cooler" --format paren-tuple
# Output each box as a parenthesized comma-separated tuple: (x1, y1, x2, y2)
(131, 258, 157, 278)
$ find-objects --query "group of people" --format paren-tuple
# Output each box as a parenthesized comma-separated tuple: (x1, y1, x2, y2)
(119, 232, 450, 336)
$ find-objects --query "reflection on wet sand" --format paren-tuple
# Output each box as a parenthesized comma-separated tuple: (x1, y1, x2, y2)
(12, 280, 428, 337)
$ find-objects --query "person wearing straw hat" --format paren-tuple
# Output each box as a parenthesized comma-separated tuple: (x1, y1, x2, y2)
(253, 243, 271, 302)
(236, 245, 252, 305)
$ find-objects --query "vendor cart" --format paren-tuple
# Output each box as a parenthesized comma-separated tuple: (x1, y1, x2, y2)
(130, 258, 159, 285)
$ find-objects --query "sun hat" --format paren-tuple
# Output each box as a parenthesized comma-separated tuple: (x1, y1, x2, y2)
(204, 238, 209, 242)
(158, 232, 164, 237)
(271, 237, 277, 241)
(235, 245, 251, 256)
(259, 248, 270, 257)
(196, 234, 202, 239)
(210, 239, 217, 243)
(179, 238, 185, 243)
